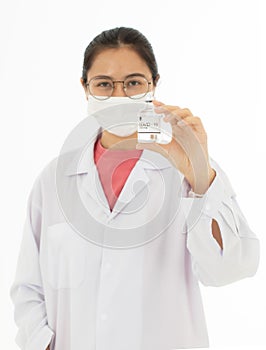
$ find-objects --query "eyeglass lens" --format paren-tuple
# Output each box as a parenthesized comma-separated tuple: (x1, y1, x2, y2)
(88, 76, 150, 99)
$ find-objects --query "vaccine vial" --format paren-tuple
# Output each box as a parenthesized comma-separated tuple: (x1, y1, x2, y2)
(137, 99, 165, 143)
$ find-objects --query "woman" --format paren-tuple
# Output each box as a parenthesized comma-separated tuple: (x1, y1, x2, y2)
(10, 27, 260, 350)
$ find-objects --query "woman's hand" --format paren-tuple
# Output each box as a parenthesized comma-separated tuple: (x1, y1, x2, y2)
(136, 100, 216, 194)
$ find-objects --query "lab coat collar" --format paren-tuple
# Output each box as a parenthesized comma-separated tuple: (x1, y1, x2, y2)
(64, 126, 173, 176)
(62, 125, 174, 220)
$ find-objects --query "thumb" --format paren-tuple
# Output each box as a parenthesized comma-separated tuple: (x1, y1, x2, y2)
(136, 142, 168, 159)
(136, 142, 153, 150)
(152, 100, 165, 107)
(136, 142, 159, 151)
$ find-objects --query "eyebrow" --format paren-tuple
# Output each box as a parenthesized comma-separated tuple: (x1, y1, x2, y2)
(91, 73, 149, 80)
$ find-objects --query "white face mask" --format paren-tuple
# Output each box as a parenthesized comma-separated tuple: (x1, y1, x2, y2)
(87, 93, 151, 137)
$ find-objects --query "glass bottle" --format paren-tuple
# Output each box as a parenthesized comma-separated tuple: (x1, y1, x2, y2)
(137, 94, 171, 144)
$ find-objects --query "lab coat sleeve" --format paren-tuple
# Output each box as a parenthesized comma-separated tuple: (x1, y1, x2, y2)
(10, 177, 54, 350)
(181, 158, 260, 287)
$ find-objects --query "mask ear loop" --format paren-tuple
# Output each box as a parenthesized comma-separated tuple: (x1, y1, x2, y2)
(149, 76, 160, 102)
(145, 91, 154, 103)
(152, 75, 162, 102)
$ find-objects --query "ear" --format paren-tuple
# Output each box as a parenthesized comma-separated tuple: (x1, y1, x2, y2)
(80, 78, 88, 100)
(151, 74, 160, 96)
(154, 74, 160, 87)
(80, 77, 86, 89)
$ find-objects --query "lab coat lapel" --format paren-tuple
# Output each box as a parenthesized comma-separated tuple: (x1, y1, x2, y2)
(107, 161, 150, 221)
(65, 124, 174, 221)
(65, 135, 150, 219)
(84, 160, 111, 216)
(83, 148, 171, 221)
(107, 147, 173, 220)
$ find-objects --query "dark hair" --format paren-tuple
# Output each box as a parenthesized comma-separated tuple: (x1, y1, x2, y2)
(81, 27, 159, 85)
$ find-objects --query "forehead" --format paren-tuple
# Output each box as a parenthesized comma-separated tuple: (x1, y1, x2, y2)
(87, 47, 151, 79)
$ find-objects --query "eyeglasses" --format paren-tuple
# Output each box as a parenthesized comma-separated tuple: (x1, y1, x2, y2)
(85, 75, 152, 100)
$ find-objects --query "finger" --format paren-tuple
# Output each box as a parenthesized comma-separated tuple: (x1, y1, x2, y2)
(152, 100, 165, 107)
(177, 116, 203, 126)
(153, 105, 182, 118)
(163, 108, 193, 122)
(152, 99, 193, 114)
(152, 102, 193, 120)
(136, 141, 169, 157)
(158, 105, 192, 115)
(150, 100, 171, 116)
(163, 112, 189, 124)
(177, 116, 207, 134)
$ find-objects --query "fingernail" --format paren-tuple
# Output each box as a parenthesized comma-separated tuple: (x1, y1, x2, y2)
(153, 100, 163, 105)
(178, 119, 186, 126)
(163, 116, 170, 122)
(154, 106, 165, 112)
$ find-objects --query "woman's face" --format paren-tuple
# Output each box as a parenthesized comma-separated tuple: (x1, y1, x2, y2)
(81, 46, 156, 98)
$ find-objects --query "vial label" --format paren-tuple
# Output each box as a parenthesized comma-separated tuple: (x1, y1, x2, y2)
(137, 106, 164, 143)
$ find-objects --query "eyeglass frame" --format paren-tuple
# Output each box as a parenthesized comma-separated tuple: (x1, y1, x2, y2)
(85, 74, 153, 100)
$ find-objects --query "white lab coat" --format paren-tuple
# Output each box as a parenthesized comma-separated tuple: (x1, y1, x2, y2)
(10, 124, 260, 350)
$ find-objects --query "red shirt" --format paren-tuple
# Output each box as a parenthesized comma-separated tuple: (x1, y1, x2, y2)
(94, 137, 143, 211)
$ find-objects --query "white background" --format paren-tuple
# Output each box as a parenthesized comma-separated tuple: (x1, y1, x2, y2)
(0, 0, 265, 349)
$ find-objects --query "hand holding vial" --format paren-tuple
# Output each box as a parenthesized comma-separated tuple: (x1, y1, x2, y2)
(136, 98, 215, 194)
